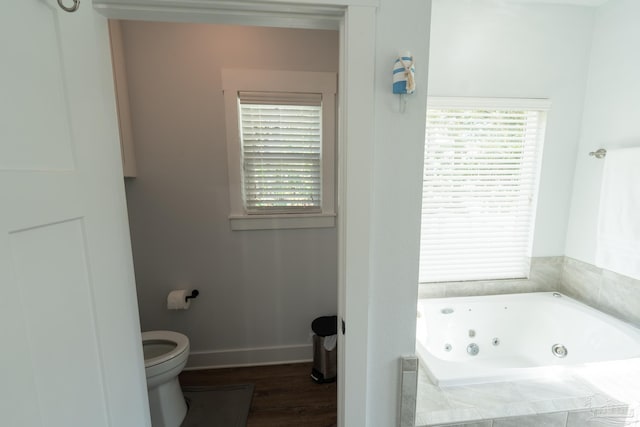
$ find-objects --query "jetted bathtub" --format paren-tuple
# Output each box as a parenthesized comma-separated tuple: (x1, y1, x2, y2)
(416, 292, 640, 386)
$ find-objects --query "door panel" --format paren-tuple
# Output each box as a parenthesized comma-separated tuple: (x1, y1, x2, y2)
(1, 1, 75, 171)
(0, 2, 150, 426)
(9, 219, 109, 427)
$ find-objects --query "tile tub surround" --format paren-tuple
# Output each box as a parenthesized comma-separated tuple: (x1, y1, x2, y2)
(418, 257, 563, 299)
(400, 356, 419, 427)
(559, 257, 640, 327)
(418, 256, 640, 329)
(415, 359, 640, 426)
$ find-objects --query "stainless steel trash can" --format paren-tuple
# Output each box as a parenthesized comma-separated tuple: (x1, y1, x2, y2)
(310, 315, 337, 384)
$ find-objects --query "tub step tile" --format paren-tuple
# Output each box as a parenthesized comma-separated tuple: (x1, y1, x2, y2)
(566, 405, 633, 427)
(492, 412, 568, 427)
(538, 396, 593, 413)
(418, 407, 484, 426)
(432, 421, 492, 427)
(475, 402, 537, 420)
(443, 382, 528, 408)
(513, 377, 596, 402)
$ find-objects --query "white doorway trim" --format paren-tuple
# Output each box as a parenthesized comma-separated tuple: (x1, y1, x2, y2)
(93, 2, 377, 426)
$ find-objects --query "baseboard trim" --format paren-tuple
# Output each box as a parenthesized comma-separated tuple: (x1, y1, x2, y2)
(184, 344, 313, 370)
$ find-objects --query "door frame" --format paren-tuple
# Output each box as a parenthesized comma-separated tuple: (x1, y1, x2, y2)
(93, 1, 377, 426)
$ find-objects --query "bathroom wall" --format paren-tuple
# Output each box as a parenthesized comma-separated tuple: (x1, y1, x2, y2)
(560, 0, 640, 325)
(427, 0, 595, 258)
(120, 22, 339, 366)
(367, 1, 433, 424)
(565, 0, 640, 264)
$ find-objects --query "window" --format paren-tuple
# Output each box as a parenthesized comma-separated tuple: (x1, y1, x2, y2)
(222, 70, 336, 230)
(239, 93, 322, 213)
(419, 97, 549, 283)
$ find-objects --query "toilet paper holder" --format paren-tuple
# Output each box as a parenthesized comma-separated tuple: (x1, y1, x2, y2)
(185, 289, 199, 302)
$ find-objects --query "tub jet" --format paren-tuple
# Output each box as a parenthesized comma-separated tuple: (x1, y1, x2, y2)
(467, 343, 479, 356)
(552, 344, 568, 358)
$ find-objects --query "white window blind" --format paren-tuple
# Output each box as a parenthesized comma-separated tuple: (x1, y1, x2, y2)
(419, 98, 548, 283)
(239, 92, 322, 213)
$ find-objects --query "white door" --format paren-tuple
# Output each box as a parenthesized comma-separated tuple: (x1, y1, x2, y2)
(0, 2, 150, 426)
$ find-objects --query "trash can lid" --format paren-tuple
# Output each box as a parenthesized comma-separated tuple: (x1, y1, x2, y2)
(312, 315, 338, 337)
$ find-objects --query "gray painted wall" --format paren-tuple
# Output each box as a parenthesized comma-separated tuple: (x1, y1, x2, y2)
(120, 21, 339, 364)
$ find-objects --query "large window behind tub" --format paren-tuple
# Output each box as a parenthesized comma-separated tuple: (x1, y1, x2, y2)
(419, 98, 549, 283)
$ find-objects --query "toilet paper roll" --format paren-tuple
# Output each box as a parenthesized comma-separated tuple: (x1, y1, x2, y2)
(167, 290, 191, 310)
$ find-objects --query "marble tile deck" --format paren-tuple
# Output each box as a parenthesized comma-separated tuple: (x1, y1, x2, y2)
(415, 359, 640, 427)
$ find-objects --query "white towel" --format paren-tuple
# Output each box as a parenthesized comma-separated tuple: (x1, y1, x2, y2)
(595, 147, 640, 279)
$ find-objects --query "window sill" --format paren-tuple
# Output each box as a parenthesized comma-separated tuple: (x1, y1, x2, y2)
(229, 213, 336, 231)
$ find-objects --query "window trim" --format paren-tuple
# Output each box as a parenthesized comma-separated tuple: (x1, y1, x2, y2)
(222, 69, 337, 230)
(420, 96, 551, 283)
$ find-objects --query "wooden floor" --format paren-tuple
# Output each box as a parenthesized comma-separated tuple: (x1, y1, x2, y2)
(179, 362, 337, 427)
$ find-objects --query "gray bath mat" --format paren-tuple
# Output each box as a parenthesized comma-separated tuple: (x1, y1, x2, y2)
(180, 384, 254, 427)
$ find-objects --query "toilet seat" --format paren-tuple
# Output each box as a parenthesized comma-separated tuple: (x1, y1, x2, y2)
(142, 330, 189, 368)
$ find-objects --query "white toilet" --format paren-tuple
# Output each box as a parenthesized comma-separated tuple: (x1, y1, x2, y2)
(142, 330, 190, 427)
